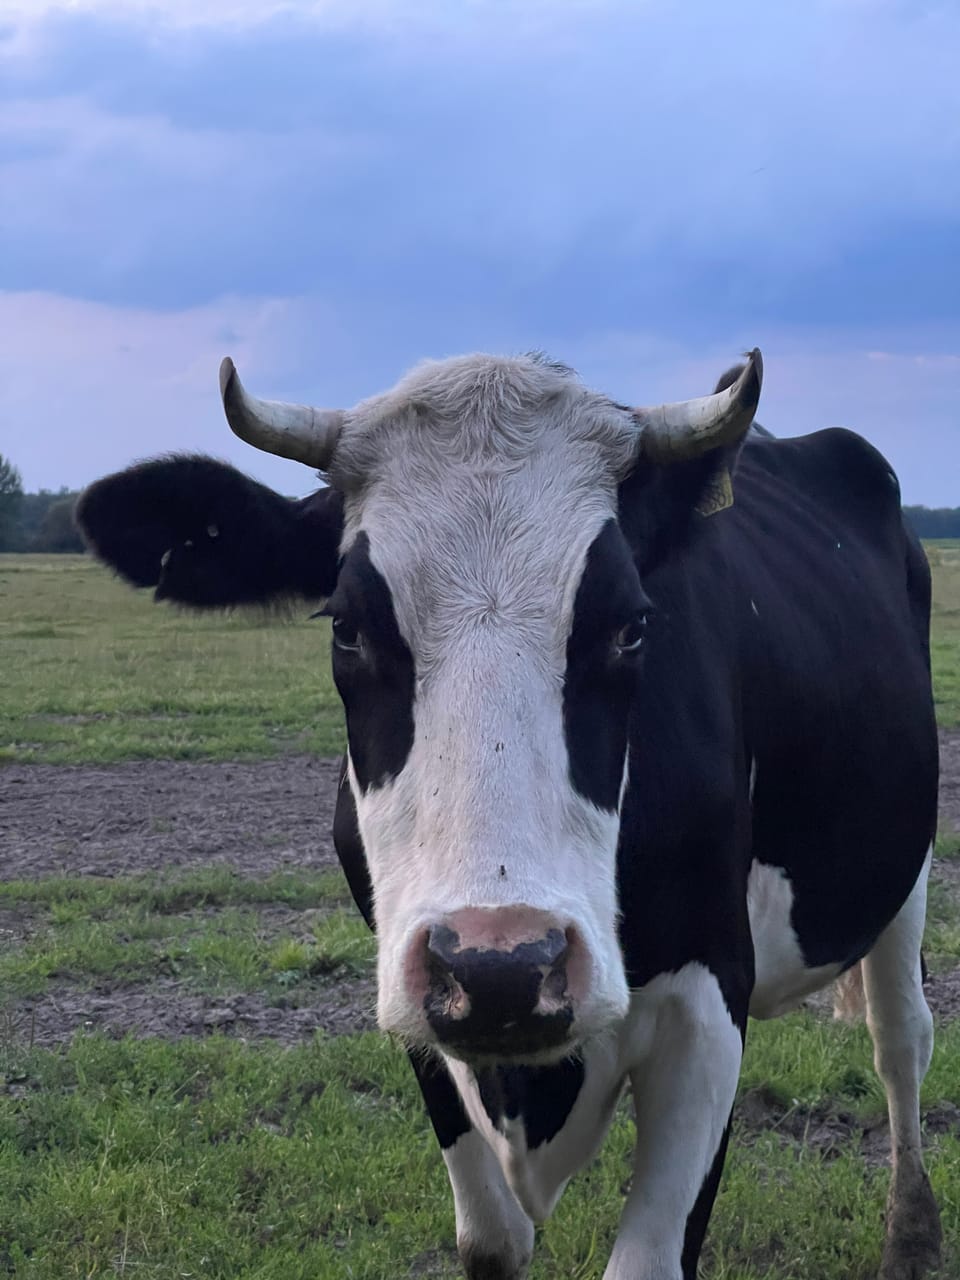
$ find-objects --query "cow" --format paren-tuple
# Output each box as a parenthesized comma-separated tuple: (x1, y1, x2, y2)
(76, 348, 942, 1280)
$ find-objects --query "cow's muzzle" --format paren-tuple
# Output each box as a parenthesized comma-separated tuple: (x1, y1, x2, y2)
(412, 907, 582, 1059)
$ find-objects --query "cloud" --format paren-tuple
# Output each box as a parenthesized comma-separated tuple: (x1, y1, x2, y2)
(1, 0, 603, 35)
(0, 0, 377, 30)
(0, 2, 956, 502)
(2, 290, 956, 509)
(0, 290, 343, 495)
(557, 323, 960, 507)
(2, 0, 958, 327)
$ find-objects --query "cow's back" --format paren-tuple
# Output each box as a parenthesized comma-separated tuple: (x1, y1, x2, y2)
(729, 429, 938, 970)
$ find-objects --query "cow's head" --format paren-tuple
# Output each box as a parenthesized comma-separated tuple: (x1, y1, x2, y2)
(77, 350, 761, 1065)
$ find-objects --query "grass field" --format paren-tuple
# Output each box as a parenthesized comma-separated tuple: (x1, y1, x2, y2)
(2, 546, 960, 1278)
(0, 556, 342, 764)
(2, 543, 959, 765)
(925, 541, 960, 729)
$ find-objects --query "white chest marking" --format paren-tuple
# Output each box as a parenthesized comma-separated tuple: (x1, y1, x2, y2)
(443, 1035, 626, 1223)
(747, 860, 840, 1018)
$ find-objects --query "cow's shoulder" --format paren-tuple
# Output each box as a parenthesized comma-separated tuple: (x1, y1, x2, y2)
(738, 427, 904, 536)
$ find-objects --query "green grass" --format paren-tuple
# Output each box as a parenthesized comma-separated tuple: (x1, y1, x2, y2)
(926, 540, 960, 732)
(926, 542, 960, 729)
(0, 867, 349, 915)
(1, 860, 960, 1277)
(2, 543, 958, 765)
(1, 1022, 959, 1279)
(0, 893, 957, 1275)
(2, 543, 960, 1276)
(0, 555, 343, 764)
(0, 872, 369, 1001)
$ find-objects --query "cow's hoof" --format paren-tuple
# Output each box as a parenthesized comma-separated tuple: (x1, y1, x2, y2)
(879, 1169, 942, 1280)
(879, 1246, 942, 1280)
(460, 1240, 530, 1280)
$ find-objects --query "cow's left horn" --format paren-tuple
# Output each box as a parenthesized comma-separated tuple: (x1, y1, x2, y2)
(636, 348, 762, 463)
(219, 358, 345, 470)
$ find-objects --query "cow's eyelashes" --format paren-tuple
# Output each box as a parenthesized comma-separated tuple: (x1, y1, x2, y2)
(332, 616, 363, 654)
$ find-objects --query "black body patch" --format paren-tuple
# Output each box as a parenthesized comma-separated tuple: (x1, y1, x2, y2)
(474, 1057, 585, 1150)
(327, 532, 415, 792)
(408, 1052, 473, 1151)
(563, 519, 649, 811)
(331, 756, 375, 928)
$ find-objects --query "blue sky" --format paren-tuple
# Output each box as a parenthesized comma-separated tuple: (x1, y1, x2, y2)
(1, 0, 957, 503)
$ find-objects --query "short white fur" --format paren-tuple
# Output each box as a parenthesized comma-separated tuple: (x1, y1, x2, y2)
(336, 356, 641, 1049)
(747, 860, 840, 1018)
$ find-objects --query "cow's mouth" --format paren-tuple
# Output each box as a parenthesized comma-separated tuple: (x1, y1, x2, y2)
(424, 997, 575, 1063)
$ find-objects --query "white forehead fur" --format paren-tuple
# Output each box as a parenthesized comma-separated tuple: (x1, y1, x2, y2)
(328, 353, 640, 490)
(327, 354, 637, 1041)
(329, 353, 641, 667)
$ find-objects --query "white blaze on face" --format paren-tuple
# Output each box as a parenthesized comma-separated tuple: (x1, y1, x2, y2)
(329, 355, 641, 1051)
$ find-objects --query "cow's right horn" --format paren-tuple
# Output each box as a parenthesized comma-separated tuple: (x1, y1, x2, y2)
(635, 348, 763, 463)
(219, 358, 345, 470)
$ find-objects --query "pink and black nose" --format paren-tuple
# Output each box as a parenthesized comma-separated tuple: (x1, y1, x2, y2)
(420, 910, 576, 1056)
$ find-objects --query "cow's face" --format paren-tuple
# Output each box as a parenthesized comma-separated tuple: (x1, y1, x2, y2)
(78, 351, 760, 1066)
(326, 363, 651, 1061)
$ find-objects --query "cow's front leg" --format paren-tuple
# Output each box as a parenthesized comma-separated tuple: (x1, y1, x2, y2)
(604, 963, 744, 1280)
(408, 1053, 534, 1280)
(444, 1129, 535, 1280)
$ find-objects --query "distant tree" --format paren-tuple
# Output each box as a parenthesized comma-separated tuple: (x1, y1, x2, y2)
(0, 453, 24, 551)
(30, 496, 85, 553)
(903, 506, 960, 539)
(14, 487, 75, 550)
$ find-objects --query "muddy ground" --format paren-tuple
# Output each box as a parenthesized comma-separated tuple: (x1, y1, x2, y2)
(1, 733, 959, 1050)
(0, 755, 344, 881)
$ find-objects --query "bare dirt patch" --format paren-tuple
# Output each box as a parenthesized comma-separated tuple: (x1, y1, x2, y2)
(924, 964, 960, 1022)
(9, 973, 376, 1050)
(0, 905, 34, 947)
(0, 755, 343, 879)
(3, 733, 956, 883)
(939, 731, 960, 835)
(1, 734, 959, 1051)
(737, 1086, 960, 1167)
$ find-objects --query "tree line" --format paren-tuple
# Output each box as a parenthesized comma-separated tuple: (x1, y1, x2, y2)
(902, 506, 960, 539)
(1, 451, 957, 554)
(0, 454, 85, 553)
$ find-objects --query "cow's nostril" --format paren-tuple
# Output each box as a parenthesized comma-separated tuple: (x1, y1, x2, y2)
(541, 964, 568, 1003)
(425, 926, 470, 1020)
(421, 916, 575, 1055)
(426, 923, 461, 972)
(538, 928, 569, 971)
(536, 929, 571, 1012)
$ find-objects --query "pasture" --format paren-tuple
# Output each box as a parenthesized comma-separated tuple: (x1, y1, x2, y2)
(2, 548, 960, 1279)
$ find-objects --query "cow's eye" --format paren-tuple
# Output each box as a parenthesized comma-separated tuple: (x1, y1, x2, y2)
(332, 616, 363, 653)
(614, 615, 647, 655)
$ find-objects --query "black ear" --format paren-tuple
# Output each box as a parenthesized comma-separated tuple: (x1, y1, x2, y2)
(75, 455, 343, 607)
(619, 358, 764, 572)
(618, 441, 749, 576)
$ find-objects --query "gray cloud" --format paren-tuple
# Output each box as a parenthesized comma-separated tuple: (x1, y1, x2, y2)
(0, 1, 956, 500)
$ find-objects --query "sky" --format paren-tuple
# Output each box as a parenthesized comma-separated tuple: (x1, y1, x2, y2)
(0, 0, 957, 504)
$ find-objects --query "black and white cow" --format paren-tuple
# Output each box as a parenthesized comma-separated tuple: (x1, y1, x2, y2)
(77, 349, 941, 1280)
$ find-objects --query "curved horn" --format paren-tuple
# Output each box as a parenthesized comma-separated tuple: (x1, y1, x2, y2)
(219, 358, 345, 470)
(636, 348, 763, 463)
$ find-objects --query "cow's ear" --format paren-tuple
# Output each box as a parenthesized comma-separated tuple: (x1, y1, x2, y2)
(618, 443, 744, 576)
(75, 455, 343, 608)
